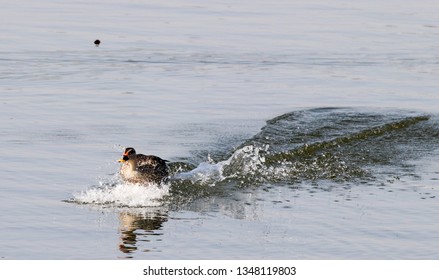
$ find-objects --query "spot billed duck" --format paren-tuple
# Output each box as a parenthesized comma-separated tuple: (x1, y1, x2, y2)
(118, 147, 168, 184)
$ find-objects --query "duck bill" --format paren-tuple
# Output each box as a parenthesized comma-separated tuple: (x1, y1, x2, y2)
(118, 155, 129, 162)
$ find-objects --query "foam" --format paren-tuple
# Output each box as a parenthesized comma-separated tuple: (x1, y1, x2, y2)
(72, 179, 170, 207)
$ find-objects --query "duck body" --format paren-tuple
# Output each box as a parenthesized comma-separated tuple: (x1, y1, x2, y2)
(118, 147, 169, 185)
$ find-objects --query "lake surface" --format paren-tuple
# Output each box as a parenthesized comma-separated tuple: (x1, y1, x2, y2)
(1, 0, 439, 259)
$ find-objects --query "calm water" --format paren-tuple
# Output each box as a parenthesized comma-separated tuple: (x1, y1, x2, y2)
(1, 0, 439, 259)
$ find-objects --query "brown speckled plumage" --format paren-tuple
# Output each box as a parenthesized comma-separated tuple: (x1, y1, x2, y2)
(119, 147, 168, 184)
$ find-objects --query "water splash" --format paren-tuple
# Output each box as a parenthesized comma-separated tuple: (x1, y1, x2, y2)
(72, 177, 170, 207)
(172, 145, 267, 185)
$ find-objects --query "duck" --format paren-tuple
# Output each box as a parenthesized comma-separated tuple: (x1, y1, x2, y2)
(118, 147, 169, 184)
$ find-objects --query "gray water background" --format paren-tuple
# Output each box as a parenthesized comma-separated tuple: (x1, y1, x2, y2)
(1, 0, 439, 259)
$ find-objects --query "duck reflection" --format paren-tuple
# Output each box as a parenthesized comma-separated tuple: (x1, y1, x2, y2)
(118, 210, 168, 255)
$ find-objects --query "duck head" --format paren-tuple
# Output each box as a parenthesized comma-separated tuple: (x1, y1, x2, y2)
(118, 147, 136, 162)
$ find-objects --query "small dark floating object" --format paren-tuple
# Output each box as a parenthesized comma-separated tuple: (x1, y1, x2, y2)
(94, 39, 101, 47)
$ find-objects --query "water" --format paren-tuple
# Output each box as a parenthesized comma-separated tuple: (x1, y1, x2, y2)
(1, 0, 439, 259)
